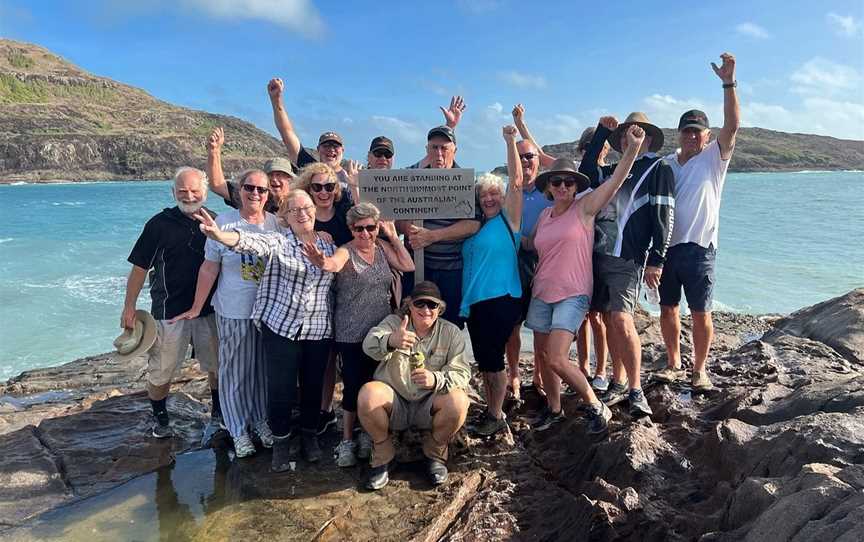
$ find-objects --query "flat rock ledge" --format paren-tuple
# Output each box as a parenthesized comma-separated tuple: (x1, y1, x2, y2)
(1, 288, 862, 540)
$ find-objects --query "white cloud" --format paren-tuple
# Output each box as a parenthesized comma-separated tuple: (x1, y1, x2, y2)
(642, 94, 720, 128)
(790, 58, 862, 95)
(735, 22, 770, 39)
(498, 70, 547, 89)
(182, 0, 324, 38)
(370, 115, 424, 144)
(826, 12, 861, 37)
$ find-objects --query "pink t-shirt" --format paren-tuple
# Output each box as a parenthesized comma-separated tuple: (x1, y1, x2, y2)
(532, 200, 594, 303)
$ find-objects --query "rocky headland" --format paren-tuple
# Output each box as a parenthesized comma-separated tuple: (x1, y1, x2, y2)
(1, 289, 862, 541)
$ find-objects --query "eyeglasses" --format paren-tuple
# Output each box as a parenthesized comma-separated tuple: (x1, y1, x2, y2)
(310, 183, 336, 193)
(287, 205, 314, 216)
(519, 152, 537, 161)
(242, 184, 269, 195)
(549, 177, 577, 188)
(351, 224, 378, 233)
(372, 149, 393, 159)
(412, 299, 440, 310)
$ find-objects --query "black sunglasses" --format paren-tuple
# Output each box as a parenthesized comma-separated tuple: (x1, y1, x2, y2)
(351, 224, 378, 233)
(549, 177, 577, 188)
(372, 149, 393, 159)
(242, 184, 269, 195)
(412, 299, 440, 310)
(310, 183, 336, 193)
(519, 152, 537, 161)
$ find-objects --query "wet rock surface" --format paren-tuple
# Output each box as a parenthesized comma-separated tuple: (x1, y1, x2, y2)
(1, 290, 862, 540)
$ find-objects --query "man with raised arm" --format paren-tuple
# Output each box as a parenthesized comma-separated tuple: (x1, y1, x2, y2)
(656, 53, 740, 391)
(578, 113, 676, 419)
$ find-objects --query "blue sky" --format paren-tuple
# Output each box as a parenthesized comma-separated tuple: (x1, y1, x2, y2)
(1, 0, 862, 170)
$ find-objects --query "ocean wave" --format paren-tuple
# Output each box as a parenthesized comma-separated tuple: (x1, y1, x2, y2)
(62, 275, 127, 305)
(51, 201, 87, 207)
(0, 238, 13, 244)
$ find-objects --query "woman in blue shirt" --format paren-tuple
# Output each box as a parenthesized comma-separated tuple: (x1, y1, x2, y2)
(460, 126, 524, 437)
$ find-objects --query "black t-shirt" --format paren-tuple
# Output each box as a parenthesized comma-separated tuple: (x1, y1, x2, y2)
(316, 197, 354, 246)
(224, 181, 280, 213)
(127, 207, 216, 320)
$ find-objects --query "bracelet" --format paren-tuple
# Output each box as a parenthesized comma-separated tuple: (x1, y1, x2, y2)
(722, 81, 737, 89)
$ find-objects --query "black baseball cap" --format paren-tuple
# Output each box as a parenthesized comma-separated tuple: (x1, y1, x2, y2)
(369, 136, 395, 154)
(318, 131, 344, 146)
(427, 125, 456, 144)
(678, 110, 710, 131)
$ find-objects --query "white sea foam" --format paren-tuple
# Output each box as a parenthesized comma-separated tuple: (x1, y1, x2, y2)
(0, 238, 13, 244)
(62, 275, 127, 305)
(51, 201, 87, 207)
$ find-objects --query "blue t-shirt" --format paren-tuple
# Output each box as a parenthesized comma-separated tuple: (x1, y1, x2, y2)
(460, 213, 522, 317)
(520, 186, 553, 238)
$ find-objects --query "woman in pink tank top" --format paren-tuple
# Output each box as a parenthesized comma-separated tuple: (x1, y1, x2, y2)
(525, 125, 646, 436)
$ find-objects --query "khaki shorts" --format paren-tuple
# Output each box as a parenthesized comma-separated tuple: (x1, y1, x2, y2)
(147, 314, 218, 387)
(389, 391, 436, 432)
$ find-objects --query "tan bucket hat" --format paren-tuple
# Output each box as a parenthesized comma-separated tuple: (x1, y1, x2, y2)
(607, 112, 664, 153)
(534, 157, 591, 194)
(113, 310, 157, 361)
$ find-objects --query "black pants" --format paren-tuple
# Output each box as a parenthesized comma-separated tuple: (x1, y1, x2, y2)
(261, 324, 331, 437)
(336, 342, 379, 413)
(467, 295, 522, 372)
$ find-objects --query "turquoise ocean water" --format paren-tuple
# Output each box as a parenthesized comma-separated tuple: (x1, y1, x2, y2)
(0, 171, 862, 380)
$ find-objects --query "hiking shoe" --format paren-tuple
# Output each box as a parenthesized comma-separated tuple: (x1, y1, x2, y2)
(628, 388, 653, 418)
(335, 439, 358, 467)
(427, 459, 449, 486)
(692, 371, 714, 391)
(152, 415, 173, 439)
(603, 380, 629, 403)
(317, 409, 337, 436)
(655, 366, 686, 383)
(366, 462, 391, 491)
(253, 419, 275, 449)
(232, 433, 256, 458)
(357, 431, 373, 460)
(472, 412, 508, 437)
(530, 407, 566, 432)
(587, 402, 612, 435)
(302, 431, 322, 463)
(591, 375, 610, 392)
(271, 437, 294, 473)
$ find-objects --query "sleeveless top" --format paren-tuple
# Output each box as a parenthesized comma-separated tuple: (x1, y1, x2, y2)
(532, 200, 595, 303)
(334, 244, 393, 343)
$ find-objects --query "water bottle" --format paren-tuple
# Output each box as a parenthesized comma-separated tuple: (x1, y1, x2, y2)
(646, 286, 660, 305)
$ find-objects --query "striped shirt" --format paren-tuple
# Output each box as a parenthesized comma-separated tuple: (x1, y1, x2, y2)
(233, 227, 336, 340)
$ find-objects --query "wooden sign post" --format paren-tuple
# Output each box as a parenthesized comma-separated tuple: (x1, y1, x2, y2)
(358, 168, 475, 286)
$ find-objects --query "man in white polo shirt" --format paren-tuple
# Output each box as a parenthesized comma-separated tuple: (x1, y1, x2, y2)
(656, 53, 740, 390)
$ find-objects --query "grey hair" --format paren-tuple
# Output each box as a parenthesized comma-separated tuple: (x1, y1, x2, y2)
(173, 166, 209, 190)
(236, 169, 269, 188)
(475, 172, 504, 198)
(346, 202, 381, 226)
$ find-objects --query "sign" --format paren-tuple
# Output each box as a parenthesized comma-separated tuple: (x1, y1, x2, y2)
(358, 168, 475, 220)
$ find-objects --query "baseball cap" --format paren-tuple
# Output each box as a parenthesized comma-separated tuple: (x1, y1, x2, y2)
(678, 110, 710, 131)
(410, 281, 444, 304)
(318, 132, 344, 146)
(263, 157, 296, 177)
(369, 136, 395, 154)
(427, 125, 456, 144)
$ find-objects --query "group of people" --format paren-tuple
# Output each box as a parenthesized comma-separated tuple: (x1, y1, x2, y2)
(119, 53, 739, 491)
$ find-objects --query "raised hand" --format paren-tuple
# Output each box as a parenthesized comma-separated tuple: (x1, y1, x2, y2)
(207, 127, 224, 152)
(441, 95, 466, 128)
(512, 103, 525, 123)
(379, 220, 397, 239)
(388, 314, 418, 351)
(502, 124, 518, 140)
(625, 125, 645, 148)
(345, 159, 361, 186)
(599, 116, 619, 131)
(711, 53, 736, 84)
(267, 78, 284, 100)
(301, 240, 326, 268)
(193, 210, 220, 240)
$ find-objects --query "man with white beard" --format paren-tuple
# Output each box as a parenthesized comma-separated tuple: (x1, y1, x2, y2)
(121, 167, 222, 438)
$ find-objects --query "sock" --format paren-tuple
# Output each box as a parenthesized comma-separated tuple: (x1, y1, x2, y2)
(151, 398, 168, 422)
(210, 389, 222, 418)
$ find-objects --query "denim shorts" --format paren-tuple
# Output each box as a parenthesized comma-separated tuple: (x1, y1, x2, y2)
(525, 294, 590, 334)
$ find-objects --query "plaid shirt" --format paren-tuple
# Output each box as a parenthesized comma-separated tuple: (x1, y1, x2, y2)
(233, 227, 336, 340)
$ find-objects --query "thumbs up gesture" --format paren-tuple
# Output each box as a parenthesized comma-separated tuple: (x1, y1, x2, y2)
(388, 314, 418, 351)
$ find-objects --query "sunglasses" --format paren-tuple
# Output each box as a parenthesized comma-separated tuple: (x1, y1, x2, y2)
(372, 149, 393, 159)
(519, 152, 537, 161)
(412, 299, 440, 310)
(310, 183, 336, 193)
(549, 177, 577, 188)
(351, 224, 378, 233)
(241, 184, 269, 195)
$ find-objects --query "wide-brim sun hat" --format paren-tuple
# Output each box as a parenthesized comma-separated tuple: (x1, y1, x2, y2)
(534, 157, 591, 194)
(607, 112, 664, 153)
(113, 309, 157, 362)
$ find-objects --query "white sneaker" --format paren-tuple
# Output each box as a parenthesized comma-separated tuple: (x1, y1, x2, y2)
(253, 419, 275, 449)
(233, 433, 256, 458)
(335, 439, 358, 467)
(591, 375, 610, 392)
(357, 431, 373, 460)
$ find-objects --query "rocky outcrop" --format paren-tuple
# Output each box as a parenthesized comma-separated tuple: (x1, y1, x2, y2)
(1, 291, 862, 540)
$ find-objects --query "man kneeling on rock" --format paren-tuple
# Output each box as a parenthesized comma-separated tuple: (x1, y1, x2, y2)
(359, 281, 471, 490)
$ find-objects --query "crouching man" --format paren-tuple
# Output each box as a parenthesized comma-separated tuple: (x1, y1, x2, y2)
(359, 281, 471, 490)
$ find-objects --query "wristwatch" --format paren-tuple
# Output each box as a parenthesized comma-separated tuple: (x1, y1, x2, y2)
(722, 81, 737, 89)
